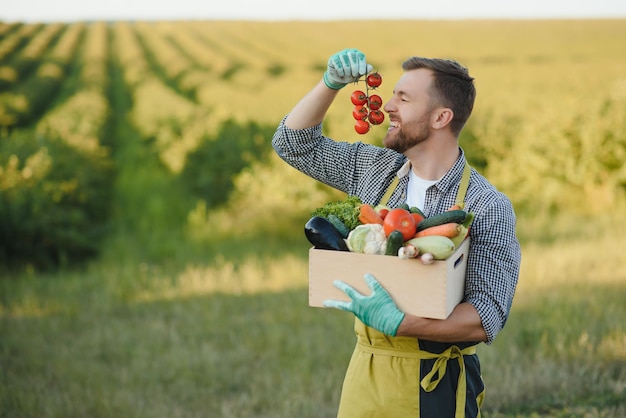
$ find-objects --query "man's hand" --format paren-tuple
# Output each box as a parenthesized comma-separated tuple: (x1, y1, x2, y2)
(323, 49, 373, 90)
(324, 273, 405, 336)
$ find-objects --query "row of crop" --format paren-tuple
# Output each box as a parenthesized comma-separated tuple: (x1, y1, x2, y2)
(0, 22, 20, 38)
(0, 23, 65, 89)
(109, 21, 282, 226)
(110, 21, 312, 121)
(156, 21, 230, 78)
(0, 23, 85, 129)
(37, 22, 110, 146)
(112, 21, 209, 173)
(0, 22, 114, 270)
(132, 21, 207, 100)
(0, 23, 42, 62)
(121, 22, 308, 97)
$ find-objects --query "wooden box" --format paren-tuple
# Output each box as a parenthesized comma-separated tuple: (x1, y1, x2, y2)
(308, 238, 470, 319)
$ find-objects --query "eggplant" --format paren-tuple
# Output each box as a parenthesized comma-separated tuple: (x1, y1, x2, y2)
(304, 216, 349, 251)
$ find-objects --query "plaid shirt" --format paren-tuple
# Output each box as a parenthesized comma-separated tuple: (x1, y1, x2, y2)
(272, 117, 521, 344)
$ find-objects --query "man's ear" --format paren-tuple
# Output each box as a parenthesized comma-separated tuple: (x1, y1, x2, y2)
(432, 108, 454, 129)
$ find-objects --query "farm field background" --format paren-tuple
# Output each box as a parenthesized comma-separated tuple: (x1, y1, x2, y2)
(1, 19, 626, 417)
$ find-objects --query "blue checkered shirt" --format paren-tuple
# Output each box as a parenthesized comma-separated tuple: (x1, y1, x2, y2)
(272, 117, 521, 344)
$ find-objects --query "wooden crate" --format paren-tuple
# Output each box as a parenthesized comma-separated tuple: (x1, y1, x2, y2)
(308, 238, 469, 319)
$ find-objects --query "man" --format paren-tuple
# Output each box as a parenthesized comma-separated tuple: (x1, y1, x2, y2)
(272, 48, 521, 417)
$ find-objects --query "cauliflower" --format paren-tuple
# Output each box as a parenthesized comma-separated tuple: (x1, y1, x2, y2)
(346, 224, 387, 255)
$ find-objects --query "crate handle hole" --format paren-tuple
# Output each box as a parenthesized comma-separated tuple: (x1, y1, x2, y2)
(453, 253, 464, 269)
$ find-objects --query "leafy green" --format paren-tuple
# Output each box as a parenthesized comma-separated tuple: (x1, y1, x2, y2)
(311, 195, 362, 231)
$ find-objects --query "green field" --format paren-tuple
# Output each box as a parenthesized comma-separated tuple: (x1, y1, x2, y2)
(1, 19, 626, 417)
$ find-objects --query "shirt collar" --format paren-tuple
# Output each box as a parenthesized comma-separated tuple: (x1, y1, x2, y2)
(396, 159, 412, 178)
(395, 148, 467, 189)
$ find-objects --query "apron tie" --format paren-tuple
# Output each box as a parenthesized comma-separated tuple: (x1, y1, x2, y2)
(420, 344, 476, 418)
(357, 340, 476, 418)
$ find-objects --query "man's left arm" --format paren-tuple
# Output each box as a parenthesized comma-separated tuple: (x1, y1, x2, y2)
(395, 302, 487, 342)
(397, 195, 521, 343)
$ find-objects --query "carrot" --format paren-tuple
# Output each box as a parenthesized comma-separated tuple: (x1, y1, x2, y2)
(447, 204, 462, 211)
(358, 204, 384, 225)
(413, 222, 461, 238)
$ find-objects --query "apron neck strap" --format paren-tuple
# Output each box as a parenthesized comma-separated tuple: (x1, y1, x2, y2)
(455, 162, 471, 209)
(380, 175, 400, 206)
(380, 161, 471, 208)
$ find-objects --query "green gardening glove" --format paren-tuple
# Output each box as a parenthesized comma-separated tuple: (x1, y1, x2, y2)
(324, 273, 405, 336)
(323, 48, 373, 90)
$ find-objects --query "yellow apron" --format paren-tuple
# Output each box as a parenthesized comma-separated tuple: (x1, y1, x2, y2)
(337, 162, 482, 417)
(337, 320, 483, 418)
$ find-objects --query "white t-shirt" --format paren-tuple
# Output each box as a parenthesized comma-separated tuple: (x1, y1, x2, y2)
(406, 169, 439, 211)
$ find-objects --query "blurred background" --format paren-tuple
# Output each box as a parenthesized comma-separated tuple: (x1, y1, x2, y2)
(1, 2, 625, 417)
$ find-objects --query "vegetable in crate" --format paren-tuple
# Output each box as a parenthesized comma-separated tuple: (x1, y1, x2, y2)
(327, 214, 350, 238)
(382, 208, 417, 241)
(311, 195, 363, 231)
(416, 209, 467, 232)
(358, 203, 384, 225)
(346, 224, 387, 255)
(414, 222, 461, 238)
(405, 235, 456, 260)
(385, 230, 404, 256)
(304, 216, 349, 251)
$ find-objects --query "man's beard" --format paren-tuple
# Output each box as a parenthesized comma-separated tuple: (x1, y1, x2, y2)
(383, 121, 430, 154)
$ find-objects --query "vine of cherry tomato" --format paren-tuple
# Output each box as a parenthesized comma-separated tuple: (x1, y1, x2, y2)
(351, 72, 384, 134)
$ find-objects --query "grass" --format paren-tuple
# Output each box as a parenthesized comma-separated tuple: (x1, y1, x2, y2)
(0, 259, 352, 418)
(2, 222, 625, 417)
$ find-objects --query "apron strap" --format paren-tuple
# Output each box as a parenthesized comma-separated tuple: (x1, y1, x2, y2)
(379, 175, 399, 206)
(455, 162, 472, 209)
(379, 161, 471, 208)
(357, 340, 477, 418)
(420, 344, 477, 418)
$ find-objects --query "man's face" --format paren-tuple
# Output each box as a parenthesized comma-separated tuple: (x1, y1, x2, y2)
(382, 69, 437, 154)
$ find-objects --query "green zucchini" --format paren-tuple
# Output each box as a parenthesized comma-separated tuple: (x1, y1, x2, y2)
(409, 206, 426, 217)
(416, 209, 468, 232)
(327, 214, 350, 238)
(385, 230, 404, 256)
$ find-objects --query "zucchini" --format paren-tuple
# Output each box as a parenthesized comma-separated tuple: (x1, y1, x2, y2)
(409, 206, 426, 217)
(327, 214, 350, 238)
(405, 235, 456, 260)
(385, 230, 404, 256)
(416, 209, 468, 232)
(304, 216, 349, 251)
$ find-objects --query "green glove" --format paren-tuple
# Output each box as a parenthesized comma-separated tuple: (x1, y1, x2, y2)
(324, 273, 405, 336)
(323, 48, 373, 90)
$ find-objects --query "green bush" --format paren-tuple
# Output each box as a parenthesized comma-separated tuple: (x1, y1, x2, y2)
(0, 130, 114, 271)
(180, 119, 274, 208)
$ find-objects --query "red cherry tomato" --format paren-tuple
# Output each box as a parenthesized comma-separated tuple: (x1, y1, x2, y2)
(354, 120, 370, 135)
(368, 94, 383, 110)
(366, 72, 382, 88)
(352, 105, 368, 121)
(368, 109, 384, 125)
(351, 90, 368, 106)
(383, 208, 416, 240)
